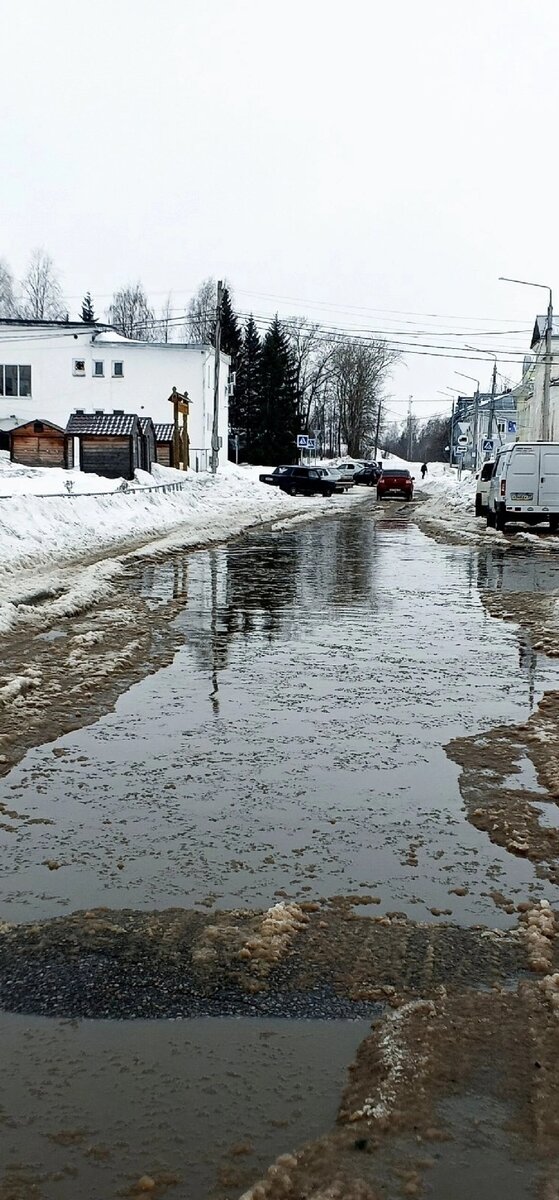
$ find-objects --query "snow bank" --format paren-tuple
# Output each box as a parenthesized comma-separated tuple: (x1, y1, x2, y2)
(0, 461, 367, 633)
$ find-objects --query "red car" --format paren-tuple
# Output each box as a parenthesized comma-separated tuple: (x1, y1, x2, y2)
(376, 468, 414, 501)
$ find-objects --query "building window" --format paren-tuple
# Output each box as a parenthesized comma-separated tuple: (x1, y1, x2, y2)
(112, 361, 124, 378)
(0, 364, 32, 397)
(73, 359, 86, 376)
(497, 421, 505, 434)
(93, 361, 104, 377)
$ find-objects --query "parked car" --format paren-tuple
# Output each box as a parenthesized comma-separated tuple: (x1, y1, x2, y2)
(260, 465, 340, 497)
(315, 466, 353, 490)
(376, 468, 414, 500)
(333, 461, 366, 481)
(475, 460, 495, 517)
(486, 442, 559, 532)
(259, 465, 291, 485)
(353, 463, 382, 486)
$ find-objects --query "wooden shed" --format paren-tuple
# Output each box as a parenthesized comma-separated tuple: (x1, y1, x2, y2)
(10, 419, 73, 469)
(139, 417, 157, 472)
(154, 422, 176, 468)
(66, 410, 141, 480)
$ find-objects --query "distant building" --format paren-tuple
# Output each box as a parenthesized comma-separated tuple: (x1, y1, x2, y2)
(516, 316, 559, 441)
(10, 419, 73, 469)
(0, 319, 230, 472)
(452, 390, 517, 467)
(66, 410, 142, 480)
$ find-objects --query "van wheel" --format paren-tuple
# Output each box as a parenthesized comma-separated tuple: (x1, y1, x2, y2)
(475, 495, 482, 517)
(550, 515, 559, 533)
(486, 509, 496, 528)
(496, 507, 507, 532)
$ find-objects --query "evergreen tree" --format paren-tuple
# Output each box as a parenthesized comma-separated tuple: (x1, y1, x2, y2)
(233, 315, 262, 460)
(256, 316, 299, 464)
(80, 292, 96, 322)
(220, 286, 241, 364)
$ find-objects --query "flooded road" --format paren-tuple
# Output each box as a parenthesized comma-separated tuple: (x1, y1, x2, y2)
(2, 504, 559, 1199)
(1, 510, 558, 925)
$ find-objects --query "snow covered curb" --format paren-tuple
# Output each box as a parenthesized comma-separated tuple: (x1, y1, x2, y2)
(0, 463, 368, 635)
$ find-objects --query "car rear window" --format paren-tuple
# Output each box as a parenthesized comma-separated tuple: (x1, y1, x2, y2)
(480, 463, 494, 481)
(382, 469, 409, 477)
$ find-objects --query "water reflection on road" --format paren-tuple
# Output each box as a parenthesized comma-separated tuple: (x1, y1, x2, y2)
(1, 511, 558, 924)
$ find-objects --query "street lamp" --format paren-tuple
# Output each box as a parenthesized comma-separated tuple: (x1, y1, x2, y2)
(437, 391, 459, 468)
(456, 371, 480, 470)
(465, 347, 499, 445)
(499, 276, 553, 440)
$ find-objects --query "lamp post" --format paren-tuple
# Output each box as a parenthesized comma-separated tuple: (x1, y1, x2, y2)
(465, 347, 498, 448)
(437, 389, 460, 468)
(456, 371, 480, 470)
(499, 276, 553, 441)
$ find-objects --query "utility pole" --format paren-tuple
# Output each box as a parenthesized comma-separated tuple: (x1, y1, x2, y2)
(499, 277, 553, 441)
(472, 385, 480, 472)
(374, 400, 382, 458)
(211, 279, 223, 474)
(543, 289, 553, 441)
(449, 399, 454, 468)
(487, 360, 497, 447)
(407, 395, 413, 461)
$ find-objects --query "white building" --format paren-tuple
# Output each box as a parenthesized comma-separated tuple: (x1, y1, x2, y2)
(516, 316, 559, 443)
(0, 319, 230, 471)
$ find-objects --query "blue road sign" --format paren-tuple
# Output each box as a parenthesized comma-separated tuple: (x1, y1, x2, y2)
(507, 420, 517, 434)
(307, 438, 316, 450)
(297, 435, 309, 448)
(483, 439, 494, 452)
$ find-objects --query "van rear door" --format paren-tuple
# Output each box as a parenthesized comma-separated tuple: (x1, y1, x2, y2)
(506, 446, 538, 506)
(538, 447, 559, 509)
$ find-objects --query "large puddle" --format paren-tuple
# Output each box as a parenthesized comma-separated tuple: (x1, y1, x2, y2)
(1, 512, 558, 926)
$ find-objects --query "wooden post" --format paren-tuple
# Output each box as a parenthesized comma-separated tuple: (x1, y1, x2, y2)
(172, 386, 180, 469)
(182, 407, 190, 469)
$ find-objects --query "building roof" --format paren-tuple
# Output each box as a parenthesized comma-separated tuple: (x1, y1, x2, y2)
(66, 410, 139, 436)
(154, 423, 174, 442)
(139, 417, 156, 434)
(11, 419, 67, 435)
(531, 315, 559, 347)
(0, 317, 103, 330)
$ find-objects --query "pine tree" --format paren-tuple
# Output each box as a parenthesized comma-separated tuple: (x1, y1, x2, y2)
(233, 315, 262, 460)
(257, 316, 299, 464)
(220, 287, 241, 364)
(81, 292, 96, 322)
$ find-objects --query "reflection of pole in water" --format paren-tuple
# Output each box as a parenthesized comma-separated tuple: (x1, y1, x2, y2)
(519, 634, 537, 710)
(172, 559, 188, 600)
(210, 551, 220, 715)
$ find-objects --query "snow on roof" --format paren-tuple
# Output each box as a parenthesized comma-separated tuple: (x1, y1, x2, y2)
(531, 315, 559, 347)
(154, 423, 174, 442)
(66, 411, 139, 436)
(138, 417, 155, 434)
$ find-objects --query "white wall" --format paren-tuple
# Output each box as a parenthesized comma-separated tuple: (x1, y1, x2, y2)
(0, 324, 230, 470)
(521, 338, 559, 442)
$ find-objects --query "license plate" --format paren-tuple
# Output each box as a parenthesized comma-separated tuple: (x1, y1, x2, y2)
(511, 492, 533, 501)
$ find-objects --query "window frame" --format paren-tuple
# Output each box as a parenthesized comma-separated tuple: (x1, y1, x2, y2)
(112, 360, 124, 378)
(93, 360, 105, 378)
(73, 358, 86, 377)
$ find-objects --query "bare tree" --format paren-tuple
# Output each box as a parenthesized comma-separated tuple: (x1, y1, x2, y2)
(0, 258, 16, 318)
(185, 277, 216, 343)
(284, 317, 337, 431)
(20, 249, 65, 319)
(333, 338, 398, 458)
(108, 282, 156, 340)
(159, 292, 175, 343)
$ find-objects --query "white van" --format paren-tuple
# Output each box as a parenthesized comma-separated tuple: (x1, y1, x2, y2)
(475, 460, 495, 517)
(487, 442, 559, 532)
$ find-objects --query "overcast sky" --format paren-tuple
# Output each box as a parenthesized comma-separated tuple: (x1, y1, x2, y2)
(4, 0, 559, 424)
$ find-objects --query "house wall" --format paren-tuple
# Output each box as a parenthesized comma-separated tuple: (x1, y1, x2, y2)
(0, 324, 230, 472)
(11, 430, 71, 469)
(80, 434, 136, 480)
(523, 343, 559, 442)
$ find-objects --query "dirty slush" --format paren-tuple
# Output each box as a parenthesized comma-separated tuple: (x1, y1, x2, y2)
(2, 503, 559, 1199)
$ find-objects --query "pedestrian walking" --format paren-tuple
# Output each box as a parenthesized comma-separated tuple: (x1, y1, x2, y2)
(421, 462, 428, 480)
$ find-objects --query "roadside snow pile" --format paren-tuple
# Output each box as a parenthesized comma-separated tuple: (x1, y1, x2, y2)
(420, 469, 476, 516)
(0, 461, 367, 631)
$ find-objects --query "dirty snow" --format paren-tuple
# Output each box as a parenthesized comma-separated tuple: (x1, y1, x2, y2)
(0, 458, 367, 633)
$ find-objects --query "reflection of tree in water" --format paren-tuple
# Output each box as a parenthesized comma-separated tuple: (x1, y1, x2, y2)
(175, 515, 381, 697)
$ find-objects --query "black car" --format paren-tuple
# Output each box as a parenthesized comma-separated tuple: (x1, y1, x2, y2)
(259, 465, 338, 497)
(353, 463, 382, 486)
